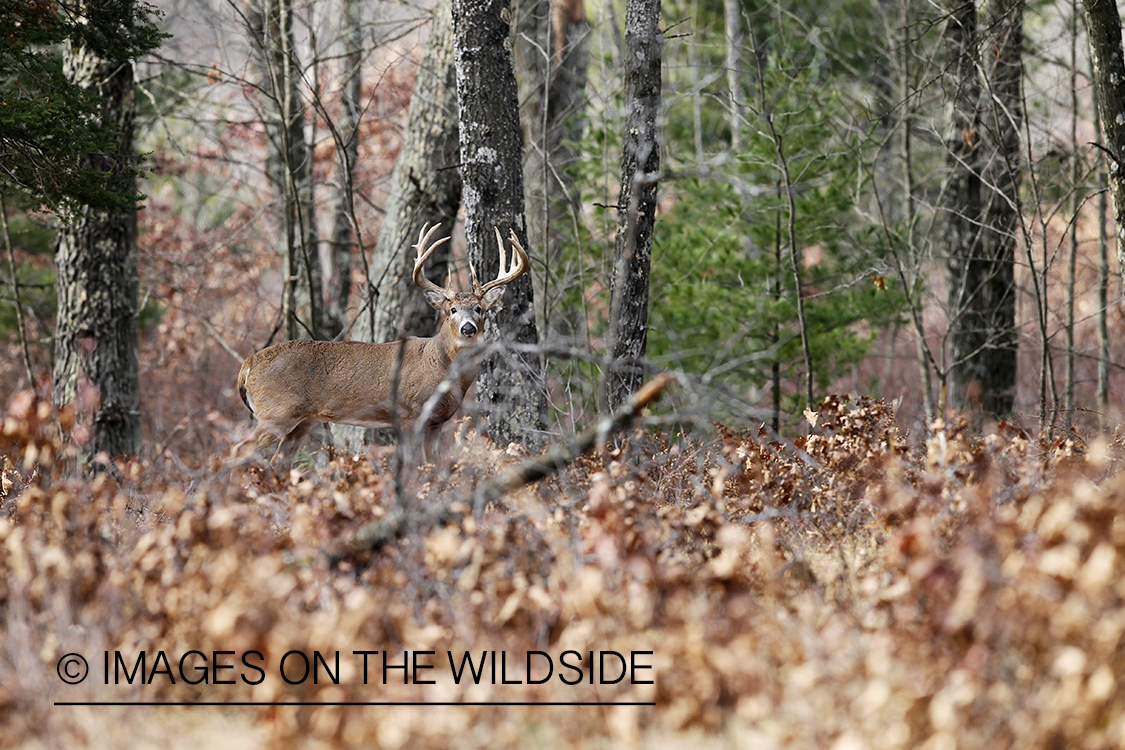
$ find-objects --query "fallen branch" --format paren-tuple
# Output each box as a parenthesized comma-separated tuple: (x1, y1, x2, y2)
(326, 372, 675, 565)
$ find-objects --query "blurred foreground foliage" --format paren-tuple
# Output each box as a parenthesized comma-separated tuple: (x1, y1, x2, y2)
(2, 390, 1124, 748)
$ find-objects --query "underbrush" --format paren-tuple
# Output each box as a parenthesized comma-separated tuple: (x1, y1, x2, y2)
(2, 389, 1124, 749)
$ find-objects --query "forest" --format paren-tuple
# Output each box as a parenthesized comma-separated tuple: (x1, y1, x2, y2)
(4, 0, 1125, 747)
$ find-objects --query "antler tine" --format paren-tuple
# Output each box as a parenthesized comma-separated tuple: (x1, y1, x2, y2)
(479, 226, 530, 295)
(412, 223, 452, 296)
(468, 256, 482, 296)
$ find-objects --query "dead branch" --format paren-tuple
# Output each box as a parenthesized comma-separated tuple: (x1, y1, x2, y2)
(325, 372, 674, 565)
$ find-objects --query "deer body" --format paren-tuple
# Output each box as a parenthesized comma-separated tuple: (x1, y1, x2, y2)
(238, 225, 528, 462)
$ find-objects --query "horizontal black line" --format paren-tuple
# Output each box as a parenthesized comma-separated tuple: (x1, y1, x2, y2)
(54, 701, 656, 707)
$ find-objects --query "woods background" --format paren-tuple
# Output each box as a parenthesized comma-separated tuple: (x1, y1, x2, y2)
(5, 0, 1123, 457)
(6, 0, 1125, 748)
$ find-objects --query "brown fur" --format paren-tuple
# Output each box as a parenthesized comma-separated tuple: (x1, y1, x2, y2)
(238, 226, 528, 463)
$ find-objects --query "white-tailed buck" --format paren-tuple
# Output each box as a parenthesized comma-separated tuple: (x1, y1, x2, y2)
(237, 224, 529, 462)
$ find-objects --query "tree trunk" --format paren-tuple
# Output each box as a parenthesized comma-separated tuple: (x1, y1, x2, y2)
(364, 0, 461, 346)
(326, 0, 363, 337)
(604, 0, 661, 411)
(1093, 54, 1111, 429)
(724, 0, 743, 151)
(248, 0, 324, 341)
(1065, 0, 1080, 425)
(54, 45, 141, 463)
(943, 0, 1021, 420)
(942, 0, 984, 416)
(453, 0, 548, 450)
(977, 0, 1023, 418)
(515, 0, 589, 337)
(1083, 0, 1125, 289)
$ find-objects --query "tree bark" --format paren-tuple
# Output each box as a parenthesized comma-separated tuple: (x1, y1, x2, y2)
(54, 45, 141, 462)
(942, 0, 984, 416)
(248, 0, 324, 341)
(1084, 0, 1125, 291)
(1065, 0, 1080, 425)
(724, 0, 743, 152)
(943, 0, 1021, 420)
(515, 0, 589, 335)
(977, 0, 1023, 417)
(453, 0, 548, 450)
(364, 0, 461, 346)
(1092, 49, 1111, 429)
(604, 0, 661, 411)
(325, 0, 364, 337)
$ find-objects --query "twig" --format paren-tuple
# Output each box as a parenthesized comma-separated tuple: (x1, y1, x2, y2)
(1, 194, 36, 388)
(326, 372, 675, 565)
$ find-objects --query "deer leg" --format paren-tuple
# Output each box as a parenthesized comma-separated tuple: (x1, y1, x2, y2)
(421, 424, 442, 465)
(252, 418, 314, 466)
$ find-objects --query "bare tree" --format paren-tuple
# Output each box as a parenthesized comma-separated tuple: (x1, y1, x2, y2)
(246, 0, 324, 341)
(325, 0, 364, 337)
(515, 0, 590, 335)
(604, 0, 661, 410)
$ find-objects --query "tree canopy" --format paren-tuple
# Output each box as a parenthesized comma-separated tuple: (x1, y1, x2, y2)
(0, 0, 165, 211)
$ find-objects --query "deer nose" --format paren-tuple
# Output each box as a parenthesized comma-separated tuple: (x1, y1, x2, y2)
(460, 321, 477, 337)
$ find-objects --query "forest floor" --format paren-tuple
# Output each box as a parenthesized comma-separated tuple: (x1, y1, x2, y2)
(3, 390, 1125, 749)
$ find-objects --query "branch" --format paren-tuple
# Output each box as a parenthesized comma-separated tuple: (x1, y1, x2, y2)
(325, 372, 675, 565)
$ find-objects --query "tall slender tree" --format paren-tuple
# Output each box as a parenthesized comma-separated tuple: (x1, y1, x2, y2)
(604, 0, 661, 411)
(247, 0, 324, 342)
(515, 0, 590, 334)
(325, 0, 364, 337)
(978, 0, 1023, 416)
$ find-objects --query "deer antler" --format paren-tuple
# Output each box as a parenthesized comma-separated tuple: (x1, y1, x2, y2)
(411, 223, 453, 295)
(412, 223, 453, 298)
(414, 222, 452, 296)
(475, 227, 530, 296)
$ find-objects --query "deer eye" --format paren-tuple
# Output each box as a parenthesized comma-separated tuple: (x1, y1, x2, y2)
(450, 306, 458, 315)
(473, 305, 482, 314)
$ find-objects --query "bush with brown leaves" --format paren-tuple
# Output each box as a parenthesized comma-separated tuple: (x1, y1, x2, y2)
(2, 391, 1124, 749)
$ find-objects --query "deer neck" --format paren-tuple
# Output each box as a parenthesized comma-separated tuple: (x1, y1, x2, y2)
(427, 320, 480, 386)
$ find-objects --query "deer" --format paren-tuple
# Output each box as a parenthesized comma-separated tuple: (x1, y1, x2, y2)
(237, 223, 530, 463)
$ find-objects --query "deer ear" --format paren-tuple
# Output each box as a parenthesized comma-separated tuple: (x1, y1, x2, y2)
(481, 286, 507, 310)
(423, 289, 447, 310)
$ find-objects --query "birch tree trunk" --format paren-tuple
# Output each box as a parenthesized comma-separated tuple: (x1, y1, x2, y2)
(453, 0, 548, 450)
(54, 45, 141, 463)
(604, 0, 661, 411)
(724, 0, 742, 151)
